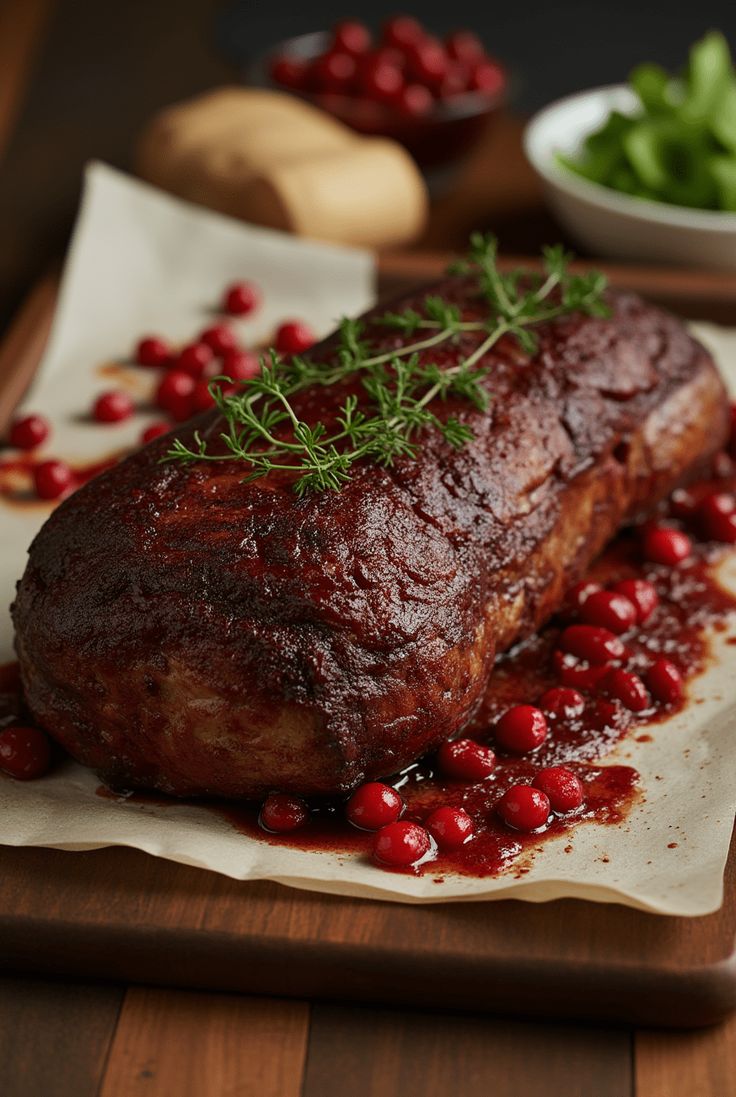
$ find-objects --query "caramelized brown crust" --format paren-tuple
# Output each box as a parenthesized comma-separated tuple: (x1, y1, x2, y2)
(12, 281, 728, 797)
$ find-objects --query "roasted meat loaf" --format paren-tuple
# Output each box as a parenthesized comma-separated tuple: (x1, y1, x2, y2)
(13, 279, 728, 797)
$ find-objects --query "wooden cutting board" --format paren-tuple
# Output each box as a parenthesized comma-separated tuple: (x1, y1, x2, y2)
(1, 253, 736, 1028)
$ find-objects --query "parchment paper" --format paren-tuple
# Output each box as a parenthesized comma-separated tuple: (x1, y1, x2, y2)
(1, 163, 735, 914)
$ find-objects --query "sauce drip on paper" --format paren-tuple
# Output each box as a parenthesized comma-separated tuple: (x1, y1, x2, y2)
(86, 471, 736, 878)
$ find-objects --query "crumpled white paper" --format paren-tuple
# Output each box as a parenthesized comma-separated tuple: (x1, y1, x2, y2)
(1, 163, 735, 914)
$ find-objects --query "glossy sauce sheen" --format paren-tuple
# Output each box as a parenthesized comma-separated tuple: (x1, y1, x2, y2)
(82, 473, 736, 877)
(0, 454, 120, 508)
(11, 284, 730, 800)
(219, 527, 734, 876)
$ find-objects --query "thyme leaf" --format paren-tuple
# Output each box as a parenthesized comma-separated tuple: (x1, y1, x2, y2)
(164, 235, 608, 494)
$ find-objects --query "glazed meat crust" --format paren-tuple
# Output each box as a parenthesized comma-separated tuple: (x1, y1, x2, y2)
(13, 279, 728, 797)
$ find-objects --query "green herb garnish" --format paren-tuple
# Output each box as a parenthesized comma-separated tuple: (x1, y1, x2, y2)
(165, 235, 608, 496)
(558, 31, 736, 212)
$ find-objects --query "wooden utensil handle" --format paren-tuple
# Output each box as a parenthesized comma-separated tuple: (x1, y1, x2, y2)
(0, 275, 57, 433)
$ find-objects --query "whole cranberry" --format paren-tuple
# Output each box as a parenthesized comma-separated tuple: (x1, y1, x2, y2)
(425, 806, 474, 850)
(9, 414, 50, 450)
(395, 82, 434, 116)
(191, 380, 217, 413)
(313, 50, 357, 93)
(566, 580, 602, 612)
(346, 782, 403, 830)
(605, 668, 650, 712)
(580, 590, 637, 634)
(437, 62, 468, 99)
(699, 493, 736, 543)
(407, 38, 448, 89)
(371, 46, 407, 71)
(612, 579, 659, 624)
(223, 281, 261, 317)
(646, 658, 684, 705)
(0, 725, 52, 779)
(373, 820, 432, 867)
(670, 488, 699, 521)
(553, 651, 611, 691)
(539, 686, 585, 719)
(93, 390, 134, 424)
(382, 15, 425, 51)
(436, 738, 496, 781)
(259, 792, 310, 833)
(358, 57, 404, 100)
(219, 349, 261, 382)
(559, 624, 625, 665)
(532, 767, 584, 813)
(155, 369, 196, 414)
(469, 60, 505, 96)
(445, 30, 485, 64)
(333, 19, 371, 57)
(135, 335, 171, 368)
(701, 492, 735, 517)
(176, 342, 214, 379)
(140, 421, 170, 445)
(269, 55, 310, 89)
(275, 320, 317, 355)
(498, 785, 550, 832)
(200, 323, 237, 356)
(33, 460, 72, 500)
(495, 704, 548, 753)
(642, 525, 692, 566)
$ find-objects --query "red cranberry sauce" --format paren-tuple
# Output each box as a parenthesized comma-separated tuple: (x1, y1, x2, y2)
(0, 453, 121, 507)
(217, 473, 736, 877)
(15, 469, 736, 879)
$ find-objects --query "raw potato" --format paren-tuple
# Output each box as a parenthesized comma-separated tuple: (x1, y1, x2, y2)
(243, 140, 428, 248)
(136, 87, 428, 248)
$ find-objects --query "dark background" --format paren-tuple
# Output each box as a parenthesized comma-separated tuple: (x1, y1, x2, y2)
(220, 1, 735, 111)
(1, 0, 734, 328)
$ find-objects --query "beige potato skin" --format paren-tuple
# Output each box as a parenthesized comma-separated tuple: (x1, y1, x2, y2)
(136, 87, 428, 247)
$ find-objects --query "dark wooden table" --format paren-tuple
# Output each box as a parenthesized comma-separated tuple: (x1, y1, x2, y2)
(2, 1, 736, 1093)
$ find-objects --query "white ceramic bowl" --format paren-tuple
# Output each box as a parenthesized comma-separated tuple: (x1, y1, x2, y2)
(524, 84, 736, 270)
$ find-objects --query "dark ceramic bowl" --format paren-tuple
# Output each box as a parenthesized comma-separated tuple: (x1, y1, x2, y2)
(248, 31, 508, 172)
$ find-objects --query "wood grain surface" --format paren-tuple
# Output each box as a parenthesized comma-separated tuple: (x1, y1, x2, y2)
(1, 257, 736, 1031)
(635, 1017, 736, 1095)
(381, 250, 736, 322)
(100, 990, 308, 1097)
(303, 1005, 632, 1097)
(0, 977, 123, 1097)
(1, 838, 734, 1028)
(3, 2, 736, 1091)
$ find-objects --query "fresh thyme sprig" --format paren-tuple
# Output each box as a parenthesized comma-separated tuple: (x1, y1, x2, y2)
(165, 235, 609, 496)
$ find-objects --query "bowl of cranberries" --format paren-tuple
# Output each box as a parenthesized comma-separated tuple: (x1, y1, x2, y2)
(256, 15, 508, 170)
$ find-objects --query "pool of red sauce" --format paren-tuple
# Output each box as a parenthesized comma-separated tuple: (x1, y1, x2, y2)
(88, 472, 736, 878)
(0, 452, 125, 508)
(3, 465, 735, 878)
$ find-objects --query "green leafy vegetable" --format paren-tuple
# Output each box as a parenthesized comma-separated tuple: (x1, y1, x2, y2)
(558, 31, 736, 212)
(164, 235, 608, 496)
(711, 156, 736, 210)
